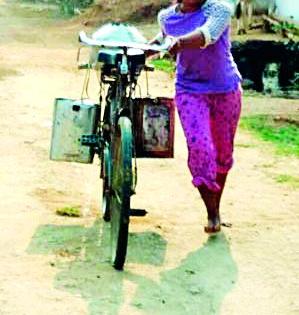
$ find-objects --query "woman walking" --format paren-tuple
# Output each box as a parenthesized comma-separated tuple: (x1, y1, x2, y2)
(152, 0, 242, 233)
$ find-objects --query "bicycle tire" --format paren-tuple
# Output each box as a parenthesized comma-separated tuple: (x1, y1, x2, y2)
(102, 145, 111, 222)
(110, 116, 132, 270)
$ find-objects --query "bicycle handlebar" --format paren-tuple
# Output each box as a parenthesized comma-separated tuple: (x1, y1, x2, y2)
(79, 31, 172, 52)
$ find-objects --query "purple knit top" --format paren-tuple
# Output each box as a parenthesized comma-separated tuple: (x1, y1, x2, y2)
(158, 0, 242, 94)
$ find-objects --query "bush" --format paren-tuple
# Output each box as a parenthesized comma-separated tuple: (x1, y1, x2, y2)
(58, 0, 93, 16)
(20, 0, 93, 16)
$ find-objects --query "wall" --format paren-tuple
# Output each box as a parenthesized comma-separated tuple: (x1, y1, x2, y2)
(275, 0, 299, 22)
(231, 40, 299, 94)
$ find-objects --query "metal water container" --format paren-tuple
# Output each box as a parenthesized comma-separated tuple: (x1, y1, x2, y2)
(133, 97, 175, 158)
(50, 98, 100, 163)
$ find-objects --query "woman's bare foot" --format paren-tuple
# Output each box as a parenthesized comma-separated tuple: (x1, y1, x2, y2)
(204, 216, 221, 234)
(198, 185, 222, 234)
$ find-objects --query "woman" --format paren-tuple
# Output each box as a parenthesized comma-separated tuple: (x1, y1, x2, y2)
(152, 0, 242, 233)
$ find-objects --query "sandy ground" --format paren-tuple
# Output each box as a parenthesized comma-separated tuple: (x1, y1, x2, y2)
(0, 2, 298, 315)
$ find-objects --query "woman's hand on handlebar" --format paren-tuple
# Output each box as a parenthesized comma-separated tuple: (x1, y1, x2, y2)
(167, 37, 181, 56)
(146, 38, 161, 58)
(146, 50, 160, 59)
(145, 35, 179, 59)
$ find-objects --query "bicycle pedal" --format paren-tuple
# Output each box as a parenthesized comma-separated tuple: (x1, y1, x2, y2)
(129, 209, 147, 217)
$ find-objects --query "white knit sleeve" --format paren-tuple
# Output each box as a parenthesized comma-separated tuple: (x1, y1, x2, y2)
(197, 1, 233, 47)
(157, 9, 168, 35)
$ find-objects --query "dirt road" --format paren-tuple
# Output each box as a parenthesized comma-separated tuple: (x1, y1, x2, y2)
(0, 2, 298, 315)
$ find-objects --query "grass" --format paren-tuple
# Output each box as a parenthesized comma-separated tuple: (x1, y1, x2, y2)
(235, 143, 254, 148)
(56, 206, 82, 217)
(240, 115, 299, 157)
(150, 57, 175, 75)
(275, 174, 299, 188)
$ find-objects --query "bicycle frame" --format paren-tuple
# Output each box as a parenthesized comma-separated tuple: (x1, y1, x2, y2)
(81, 47, 140, 156)
(99, 46, 139, 179)
(101, 48, 136, 130)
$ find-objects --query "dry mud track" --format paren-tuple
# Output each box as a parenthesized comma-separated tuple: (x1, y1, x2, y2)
(0, 2, 298, 315)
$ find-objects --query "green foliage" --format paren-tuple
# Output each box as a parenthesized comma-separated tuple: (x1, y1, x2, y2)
(291, 72, 299, 89)
(150, 58, 175, 74)
(275, 174, 299, 188)
(240, 115, 299, 157)
(58, 0, 93, 16)
(20, 0, 93, 16)
(271, 21, 299, 36)
(56, 206, 82, 217)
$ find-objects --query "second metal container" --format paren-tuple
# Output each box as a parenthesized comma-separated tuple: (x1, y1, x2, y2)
(133, 97, 175, 158)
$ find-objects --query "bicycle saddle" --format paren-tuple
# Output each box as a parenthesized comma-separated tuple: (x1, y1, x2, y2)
(98, 48, 145, 67)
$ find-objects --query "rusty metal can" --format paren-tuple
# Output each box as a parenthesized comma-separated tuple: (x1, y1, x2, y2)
(133, 97, 175, 158)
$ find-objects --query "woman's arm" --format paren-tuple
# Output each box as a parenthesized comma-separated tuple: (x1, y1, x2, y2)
(147, 9, 169, 57)
(169, 1, 233, 54)
(149, 8, 168, 45)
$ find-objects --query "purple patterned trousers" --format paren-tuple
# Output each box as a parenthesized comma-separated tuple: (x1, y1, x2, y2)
(175, 88, 242, 191)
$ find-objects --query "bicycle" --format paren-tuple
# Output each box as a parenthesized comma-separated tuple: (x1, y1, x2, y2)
(78, 27, 172, 270)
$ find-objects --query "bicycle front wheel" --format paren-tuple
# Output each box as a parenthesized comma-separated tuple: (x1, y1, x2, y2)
(110, 116, 132, 270)
(102, 145, 111, 222)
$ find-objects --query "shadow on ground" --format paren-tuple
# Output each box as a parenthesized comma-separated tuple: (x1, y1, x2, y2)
(132, 234, 238, 314)
(27, 220, 237, 315)
(27, 220, 166, 314)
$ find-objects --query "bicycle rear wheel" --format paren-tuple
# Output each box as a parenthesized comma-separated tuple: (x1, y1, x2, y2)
(110, 116, 132, 270)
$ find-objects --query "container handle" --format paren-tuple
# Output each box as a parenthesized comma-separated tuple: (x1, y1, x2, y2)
(72, 105, 81, 112)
